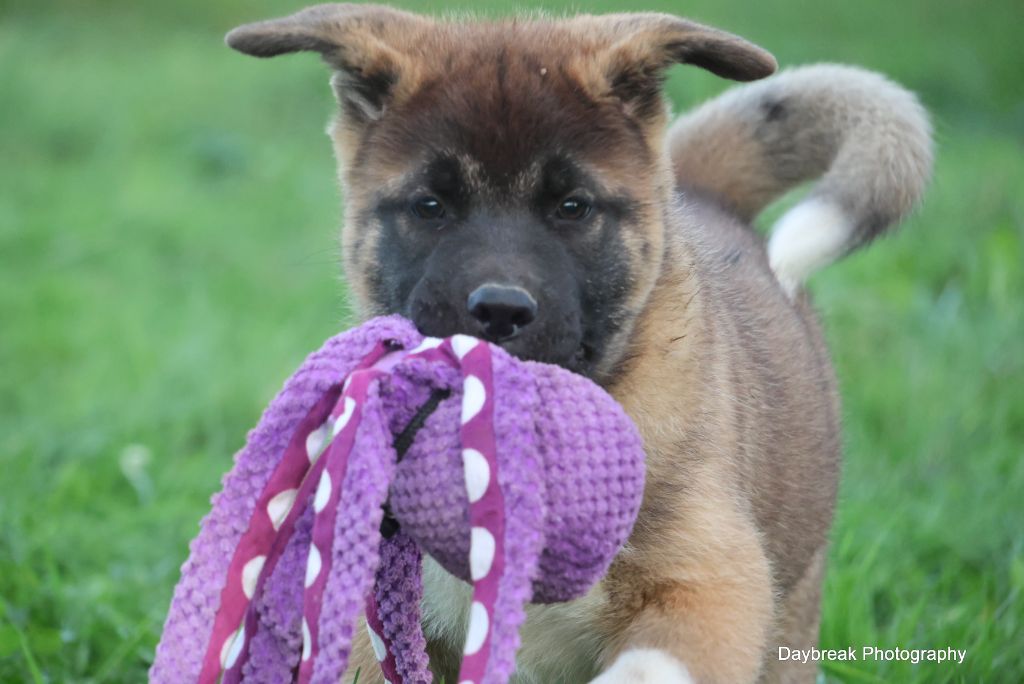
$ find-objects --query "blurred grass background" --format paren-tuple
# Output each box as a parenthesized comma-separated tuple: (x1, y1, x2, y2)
(1, 0, 1021, 681)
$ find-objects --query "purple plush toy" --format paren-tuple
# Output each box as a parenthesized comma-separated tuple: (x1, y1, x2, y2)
(151, 316, 645, 684)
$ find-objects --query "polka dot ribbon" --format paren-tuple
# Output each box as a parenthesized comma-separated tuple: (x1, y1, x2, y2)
(196, 334, 507, 684)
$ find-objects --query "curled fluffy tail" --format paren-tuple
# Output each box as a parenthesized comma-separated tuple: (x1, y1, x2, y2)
(668, 63, 933, 294)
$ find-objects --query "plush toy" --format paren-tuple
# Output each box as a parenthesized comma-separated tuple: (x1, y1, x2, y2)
(151, 316, 645, 684)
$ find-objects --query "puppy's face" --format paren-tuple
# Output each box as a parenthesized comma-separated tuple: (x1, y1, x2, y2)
(228, 5, 774, 379)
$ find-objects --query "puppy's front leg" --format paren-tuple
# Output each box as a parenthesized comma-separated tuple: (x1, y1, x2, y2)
(591, 508, 776, 683)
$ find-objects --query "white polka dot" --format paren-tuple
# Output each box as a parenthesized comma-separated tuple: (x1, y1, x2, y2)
(305, 422, 330, 463)
(267, 488, 297, 531)
(366, 623, 387, 662)
(219, 629, 233, 667)
(221, 624, 245, 669)
(332, 397, 357, 436)
(305, 545, 322, 588)
(461, 375, 486, 424)
(313, 471, 332, 513)
(451, 334, 479, 360)
(409, 336, 443, 354)
(301, 619, 311, 661)
(461, 448, 490, 503)
(470, 527, 496, 581)
(463, 601, 489, 655)
(241, 555, 265, 599)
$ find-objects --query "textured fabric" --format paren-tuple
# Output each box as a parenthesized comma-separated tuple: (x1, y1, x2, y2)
(151, 316, 645, 684)
(371, 533, 428, 683)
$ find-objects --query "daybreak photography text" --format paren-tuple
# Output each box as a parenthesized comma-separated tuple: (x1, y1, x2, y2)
(778, 646, 967, 665)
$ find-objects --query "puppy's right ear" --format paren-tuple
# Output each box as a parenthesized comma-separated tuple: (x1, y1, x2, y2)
(226, 3, 426, 122)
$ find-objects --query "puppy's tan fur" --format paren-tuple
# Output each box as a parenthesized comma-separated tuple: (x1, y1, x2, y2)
(227, 6, 932, 682)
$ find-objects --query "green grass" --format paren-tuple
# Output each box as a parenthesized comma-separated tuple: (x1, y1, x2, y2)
(1, 0, 1021, 681)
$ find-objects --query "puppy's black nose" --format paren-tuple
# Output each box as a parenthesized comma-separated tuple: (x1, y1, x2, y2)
(467, 284, 537, 342)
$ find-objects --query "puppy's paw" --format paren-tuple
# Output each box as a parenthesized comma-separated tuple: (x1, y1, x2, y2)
(589, 648, 694, 684)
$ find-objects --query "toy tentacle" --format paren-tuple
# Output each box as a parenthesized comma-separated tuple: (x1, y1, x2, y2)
(212, 344, 399, 683)
(240, 506, 314, 683)
(297, 367, 378, 682)
(370, 531, 431, 683)
(478, 351, 546, 684)
(207, 386, 343, 684)
(401, 334, 545, 684)
(309, 377, 400, 683)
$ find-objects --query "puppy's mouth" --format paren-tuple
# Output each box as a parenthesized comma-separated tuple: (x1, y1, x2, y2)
(569, 341, 597, 374)
(404, 288, 595, 374)
(411, 319, 596, 376)
(495, 336, 598, 377)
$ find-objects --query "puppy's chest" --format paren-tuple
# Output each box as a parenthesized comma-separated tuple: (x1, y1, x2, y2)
(420, 558, 606, 683)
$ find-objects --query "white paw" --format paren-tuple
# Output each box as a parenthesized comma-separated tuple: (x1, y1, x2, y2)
(589, 648, 694, 684)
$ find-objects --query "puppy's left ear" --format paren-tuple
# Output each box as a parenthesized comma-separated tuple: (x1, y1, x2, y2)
(592, 13, 777, 117)
(226, 4, 426, 123)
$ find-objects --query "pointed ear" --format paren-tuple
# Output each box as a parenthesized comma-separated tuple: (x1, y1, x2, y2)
(593, 13, 777, 118)
(225, 3, 426, 122)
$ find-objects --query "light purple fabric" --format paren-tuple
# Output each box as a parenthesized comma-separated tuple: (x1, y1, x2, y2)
(151, 316, 645, 684)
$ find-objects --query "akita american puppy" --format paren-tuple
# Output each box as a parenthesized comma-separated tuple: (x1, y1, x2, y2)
(226, 5, 932, 682)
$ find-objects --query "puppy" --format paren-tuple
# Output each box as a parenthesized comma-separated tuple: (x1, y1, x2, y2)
(225, 5, 932, 682)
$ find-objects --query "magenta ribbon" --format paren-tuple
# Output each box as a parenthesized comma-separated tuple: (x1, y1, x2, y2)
(197, 334, 506, 684)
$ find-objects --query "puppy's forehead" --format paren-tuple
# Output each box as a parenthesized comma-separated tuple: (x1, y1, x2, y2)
(358, 28, 652, 189)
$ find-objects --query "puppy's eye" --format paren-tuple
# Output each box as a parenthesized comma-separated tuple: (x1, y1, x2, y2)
(411, 196, 445, 220)
(556, 197, 591, 221)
